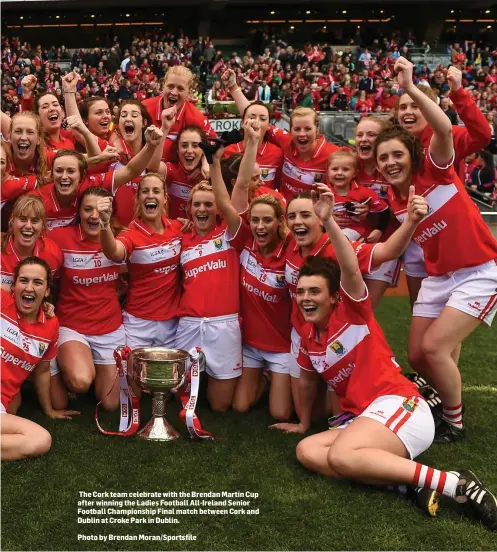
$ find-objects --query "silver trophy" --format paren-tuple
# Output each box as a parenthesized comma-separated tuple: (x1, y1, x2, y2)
(131, 348, 191, 441)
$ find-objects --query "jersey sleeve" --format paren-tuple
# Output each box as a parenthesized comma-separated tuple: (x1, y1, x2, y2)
(449, 87, 492, 158)
(226, 219, 251, 253)
(116, 229, 136, 259)
(1, 175, 38, 203)
(267, 125, 292, 149)
(365, 188, 389, 214)
(351, 241, 377, 274)
(338, 283, 372, 323)
(421, 152, 457, 188)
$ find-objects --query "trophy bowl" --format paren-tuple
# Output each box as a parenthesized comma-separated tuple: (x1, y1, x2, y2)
(131, 348, 190, 441)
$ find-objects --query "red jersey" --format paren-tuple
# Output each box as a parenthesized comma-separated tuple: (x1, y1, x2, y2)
(165, 162, 195, 219)
(1, 289, 59, 407)
(285, 233, 377, 335)
(268, 127, 340, 201)
(388, 154, 497, 275)
(297, 287, 420, 416)
(332, 181, 388, 240)
(1, 175, 38, 210)
(141, 97, 215, 162)
(222, 140, 283, 190)
(0, 235, 62, 286)
(48, 225, 122, 335)
(355, 162, 392, 203)
(7, 150, 57, 177)
(116, 217, 182, 321)
(108, 158, 143, 228)
(419, 87, 491, 169)
(229, 222, 291, 352)
(44, 129, 76, 151)
(32, 172, 115, 230)
(178, 223, 239, 318)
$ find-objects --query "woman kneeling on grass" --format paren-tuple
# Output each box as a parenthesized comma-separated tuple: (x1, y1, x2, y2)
(273, 183, 497, 531)
(1, 257, 79, 461)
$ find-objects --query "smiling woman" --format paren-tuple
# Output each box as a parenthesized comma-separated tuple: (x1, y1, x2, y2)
(34, 92, 76, 151)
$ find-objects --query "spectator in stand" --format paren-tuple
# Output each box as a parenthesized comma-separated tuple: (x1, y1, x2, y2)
(485, 111, 497, 154)
(358, 48, 373, 69)
(440, 97, 459, 125)
(470, 150, 495, 194)
(359, 70, 374, 93)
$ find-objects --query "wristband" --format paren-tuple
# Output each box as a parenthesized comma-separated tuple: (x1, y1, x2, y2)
(229, 84, 240, 93)
(99, 220, 110, 229)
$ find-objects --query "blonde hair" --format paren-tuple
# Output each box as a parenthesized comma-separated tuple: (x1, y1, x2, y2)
(9, 112, 49, 184)
(2, 195, 47, 252)
(356, 115, 392, 134)
(250, 193, 289, 242)
(187, 181, 220, 222)
(133, 172, 169, 220)
(290, 106, 319, 131)
(328, 149, 358, 171)
(164, 66, 195, 91)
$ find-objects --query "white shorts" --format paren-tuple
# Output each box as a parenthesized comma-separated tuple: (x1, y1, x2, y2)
(59, 325, 126, 365)
(359, 395, 435, 459)
(242, 344, 291, 374)
(0, 402, 6, 415)
(413, 260, 497, 326)
(342, 228, 363, 242)
(123, 312, 178, 349)
(289, 327, 301, 379)
(365, 258, 401, 286)
(403, 241, 428, 278)
(175, 314, 242, 380)
(50, 358, 60, 376)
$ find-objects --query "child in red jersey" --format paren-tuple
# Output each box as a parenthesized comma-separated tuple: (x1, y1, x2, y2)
(175, 181, 242, 413)
(49, 187, 125, 411)
(1, 257, 79, 461)
(272, 184, 497, 532)
(210, 125, 293, 421)
(326, 149, 389, 243)
(376, 57, 497, 444)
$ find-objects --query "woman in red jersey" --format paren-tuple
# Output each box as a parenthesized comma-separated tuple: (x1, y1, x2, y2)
(175, 180, 241, 413)
(142, 66, 216, 162)
(49, 187, 125, 411)
(33, 125, 164, 230)
(7, 112, 52, 181)
(165, 126, 208, 219)
(353, 115, 403, 308)
(0, 195, 67, 409)
(222, 101, 284, 191)
(396, 66, 491, 307)
(98, 173, 183, 352)
(222, 69, 339, 201)
(1, 257, 79, 461)
(375, 58, 497, 444)
(210, 122, 293, 420)
(273, 185, 497, 533)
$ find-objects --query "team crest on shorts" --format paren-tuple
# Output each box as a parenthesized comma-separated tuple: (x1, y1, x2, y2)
(402, 398, 418, 412)
(213, 238, 224, 250)
(275, 275, 286, 287)
(314, 173, 323, 183)
(38, 342, 46, 356)
(260, 168, 269, 180)
(329, 340, 346, 356)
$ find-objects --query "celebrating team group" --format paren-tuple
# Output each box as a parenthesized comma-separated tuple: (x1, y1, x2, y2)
(1, 54, 496, 531)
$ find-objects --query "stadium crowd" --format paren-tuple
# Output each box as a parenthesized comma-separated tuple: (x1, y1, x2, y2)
(1, 26, 497, 532)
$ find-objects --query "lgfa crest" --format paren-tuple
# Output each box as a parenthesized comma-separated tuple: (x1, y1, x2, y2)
(38, 342, 46, 356)
(314, 173, 323, 183)
(402, 398, 418, 413)
(329, 340, 347, 356)
(260, 168, 269, 180)
(213, 238, 224, 250)
(275, 275, 286, 287)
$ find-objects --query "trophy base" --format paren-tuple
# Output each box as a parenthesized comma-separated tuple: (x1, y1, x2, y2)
(137, 416, 180, 441)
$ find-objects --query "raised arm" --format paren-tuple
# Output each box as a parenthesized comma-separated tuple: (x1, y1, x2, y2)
(221, 69, 250, 115)
(210, 147, 242, 236)
(312, 183, 365, 300)
(447, 66, 492, 156)
(231, 119, 261, 213)
(97, 196, 127, 262)
(147, 106, 177, 174)
(396, 57, 453, 167)
(65, 114, 101, 158)
(371, 186, 428, 268)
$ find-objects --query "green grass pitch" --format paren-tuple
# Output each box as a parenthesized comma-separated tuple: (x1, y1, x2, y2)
(2, 297, 497, 550)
